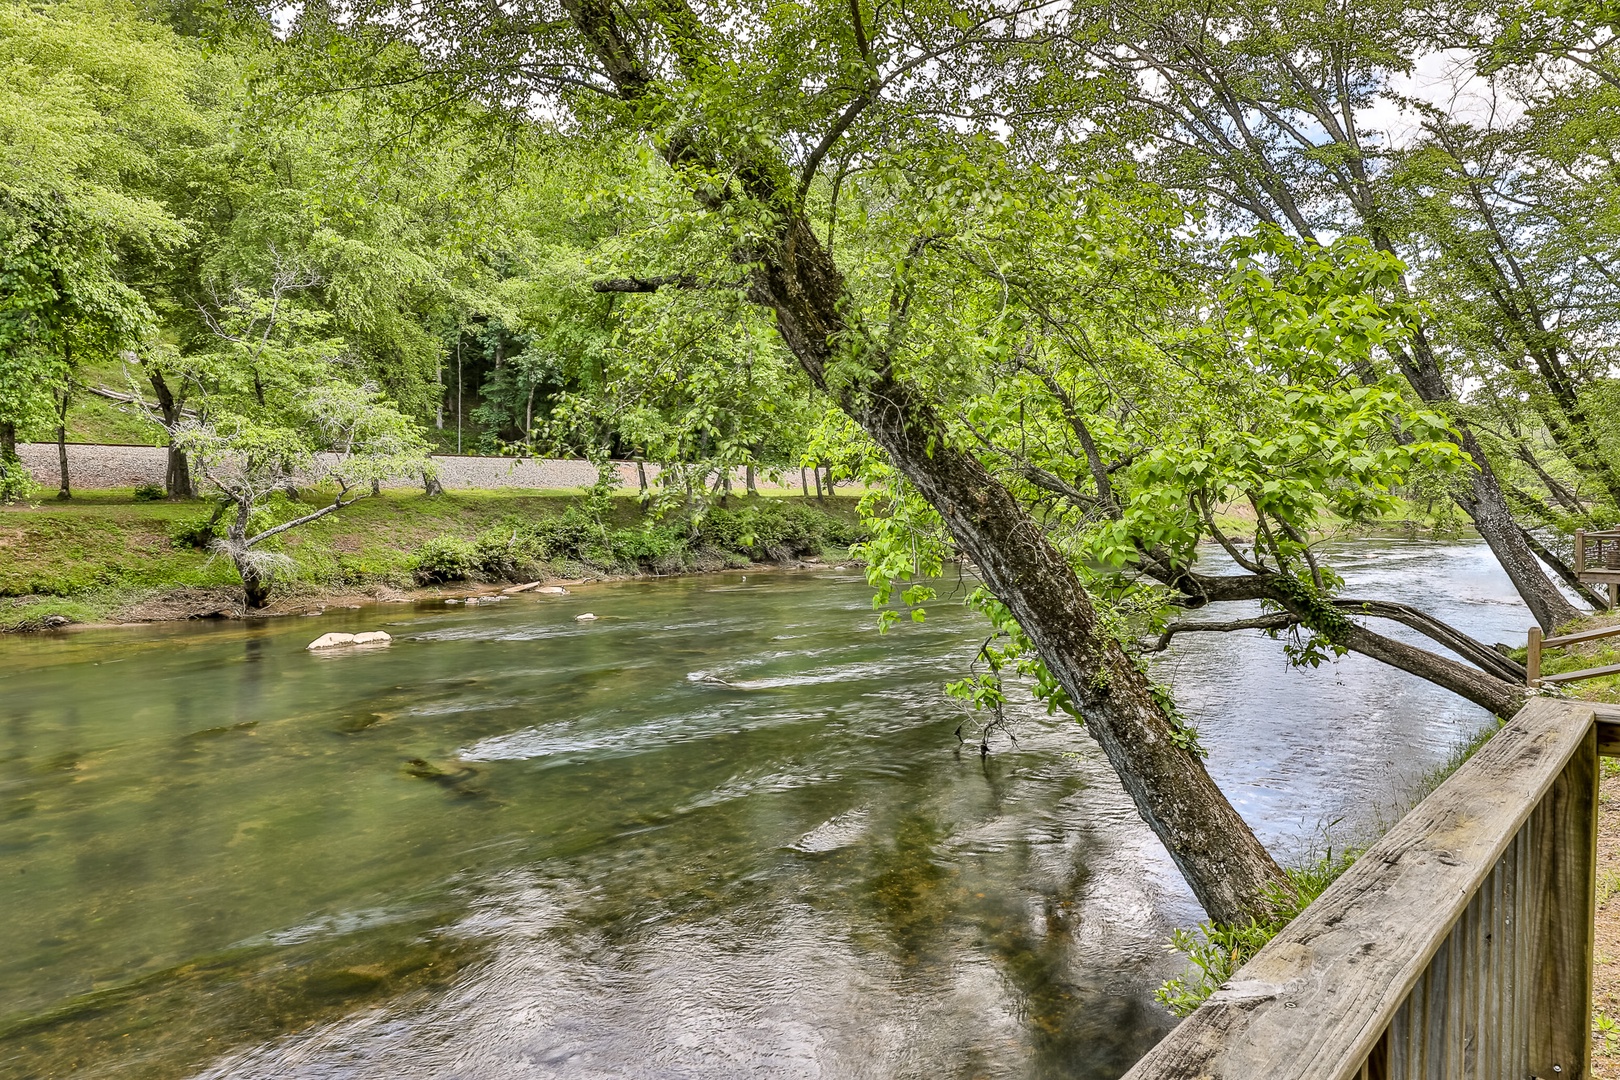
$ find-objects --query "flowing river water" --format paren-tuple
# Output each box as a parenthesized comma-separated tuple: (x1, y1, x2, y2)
(0, 539, 1539, 1079)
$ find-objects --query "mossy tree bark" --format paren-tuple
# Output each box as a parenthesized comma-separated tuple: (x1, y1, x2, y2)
(561, 0, 1292, 925)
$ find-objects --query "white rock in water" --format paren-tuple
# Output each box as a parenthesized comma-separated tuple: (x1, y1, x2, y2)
(307, 633, 357, 650)
(353, 631, 392, 645)
(536, 586, 568, 595)
(575, 612, 598, 622)
(444, 599, 461, 605)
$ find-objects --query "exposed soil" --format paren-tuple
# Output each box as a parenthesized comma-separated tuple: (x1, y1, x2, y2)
(1595, 761, 1620, 1076)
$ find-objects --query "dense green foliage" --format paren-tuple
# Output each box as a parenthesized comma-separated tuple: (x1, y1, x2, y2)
(5, 0, 1619, 963)
(410, 499, 859, 583)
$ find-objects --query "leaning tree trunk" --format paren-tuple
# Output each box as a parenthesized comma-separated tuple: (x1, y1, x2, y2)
(565, 0, 1291, 925)
(1371, 263, 1581, 631)
(750, 220, 1291, 925)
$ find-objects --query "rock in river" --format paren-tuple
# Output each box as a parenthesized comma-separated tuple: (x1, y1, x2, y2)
(307, 633, 357, 650)
(353, 631, 392, 645)
(575, 613, 598, 622)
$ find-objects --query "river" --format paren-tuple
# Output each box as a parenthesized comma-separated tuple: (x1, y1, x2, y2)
(0, 539, 1537, 1079)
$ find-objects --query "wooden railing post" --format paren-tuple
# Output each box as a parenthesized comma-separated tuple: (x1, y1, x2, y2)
(1528, 626, 1543, 687)
(1575, 529, 1587, 576)
(1119, 701, 1600, 1080)
(1529, 724, 1597, 1080)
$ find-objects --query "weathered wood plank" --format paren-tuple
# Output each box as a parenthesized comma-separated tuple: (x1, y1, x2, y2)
(1595, 712, 1620, 757)
(1118, 698, 1596, 1080)
(1541, 624, 1620, 649)
(1541, 662, 1620, 686)
(1529, 727, 1596, 1080)
(1575, 569, 1620, 585)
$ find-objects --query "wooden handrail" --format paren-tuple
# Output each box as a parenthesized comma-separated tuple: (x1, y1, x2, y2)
(1122, 698, 1599, 1080)
(1575, 530, 1620, 608)
(1528, 622, 1620, 686)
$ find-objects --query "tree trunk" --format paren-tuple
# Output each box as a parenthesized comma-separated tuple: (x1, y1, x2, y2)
(637, 460, 648, 496)
(422, 469, 443, 496)
(0, 419, 20, 501)
(849, 370, 1289, 923)
(564, 0, 1291, 925)
(801, 467, 809, 498)
(823, 464, 836, 496)
(746, 462, 757, 496)
(230, 504, 270, 608)
(55, 386, 70, 500)
(147, 368, 192, 498)
(814, 464, 823, 499)
(239, 560, 272, 609)
(750, 222, 1290, 925)
(1391, 335, 1580, 630)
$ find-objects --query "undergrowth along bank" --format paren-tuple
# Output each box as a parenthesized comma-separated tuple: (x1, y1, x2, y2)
(0, 488, 866, 630)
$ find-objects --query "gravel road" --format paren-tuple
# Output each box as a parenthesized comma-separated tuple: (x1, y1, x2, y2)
(16, 443, 807, 493)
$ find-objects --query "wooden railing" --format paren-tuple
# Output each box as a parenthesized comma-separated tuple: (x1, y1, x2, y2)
(1123, 698, 1617, 1080)
(1528, 624, 1620, 688)
(1575, 529, 1620, 609)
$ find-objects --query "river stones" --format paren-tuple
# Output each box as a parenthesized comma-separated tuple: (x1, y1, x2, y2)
(308, 631, 391, 650)
(575, 612, 598, 622)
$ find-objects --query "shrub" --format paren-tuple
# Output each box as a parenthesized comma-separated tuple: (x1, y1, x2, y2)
(0, 458, 35, 503)
(169, 507, 228, 549)
(412, 536, 479, 583)
(133, 483, 166, 501)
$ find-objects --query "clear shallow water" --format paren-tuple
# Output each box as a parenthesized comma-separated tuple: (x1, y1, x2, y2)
(0, 541, 1537, 1079)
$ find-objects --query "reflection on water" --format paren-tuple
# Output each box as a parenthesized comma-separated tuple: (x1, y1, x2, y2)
(0, 540, 1533, 1078)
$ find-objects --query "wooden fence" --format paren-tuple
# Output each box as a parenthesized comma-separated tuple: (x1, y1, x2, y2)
(1122, 698, 1619, 1080)
(1575, 529, 1620, 609)
(1528, 624, 1620, 688)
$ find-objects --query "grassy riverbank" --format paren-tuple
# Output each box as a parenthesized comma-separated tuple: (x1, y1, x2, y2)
(0, 489, 866, 631)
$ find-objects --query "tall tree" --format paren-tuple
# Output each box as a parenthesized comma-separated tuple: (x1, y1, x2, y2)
(1048, 0, 1588, 628)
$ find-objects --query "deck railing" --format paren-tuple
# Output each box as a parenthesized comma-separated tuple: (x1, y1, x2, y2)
(1575, 529, 1620, 609)
(1527, 624, 1620, 688)
(1122, 698, 1616, 1080)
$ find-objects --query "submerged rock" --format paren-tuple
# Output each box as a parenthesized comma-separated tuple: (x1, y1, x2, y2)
(307, 633, 357, 650)
(575, 612, 598, 622)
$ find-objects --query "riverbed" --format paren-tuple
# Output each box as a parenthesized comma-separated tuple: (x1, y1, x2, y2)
(0, 539, 1536, 1079)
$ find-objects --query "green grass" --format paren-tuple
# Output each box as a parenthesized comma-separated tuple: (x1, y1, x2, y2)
(1506, 613, 1620, 705)
(0, 488, 866, 628)
(19, 359, 168, 446)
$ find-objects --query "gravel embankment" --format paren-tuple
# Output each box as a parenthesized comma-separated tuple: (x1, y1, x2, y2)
(16, 443, 805, 492)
